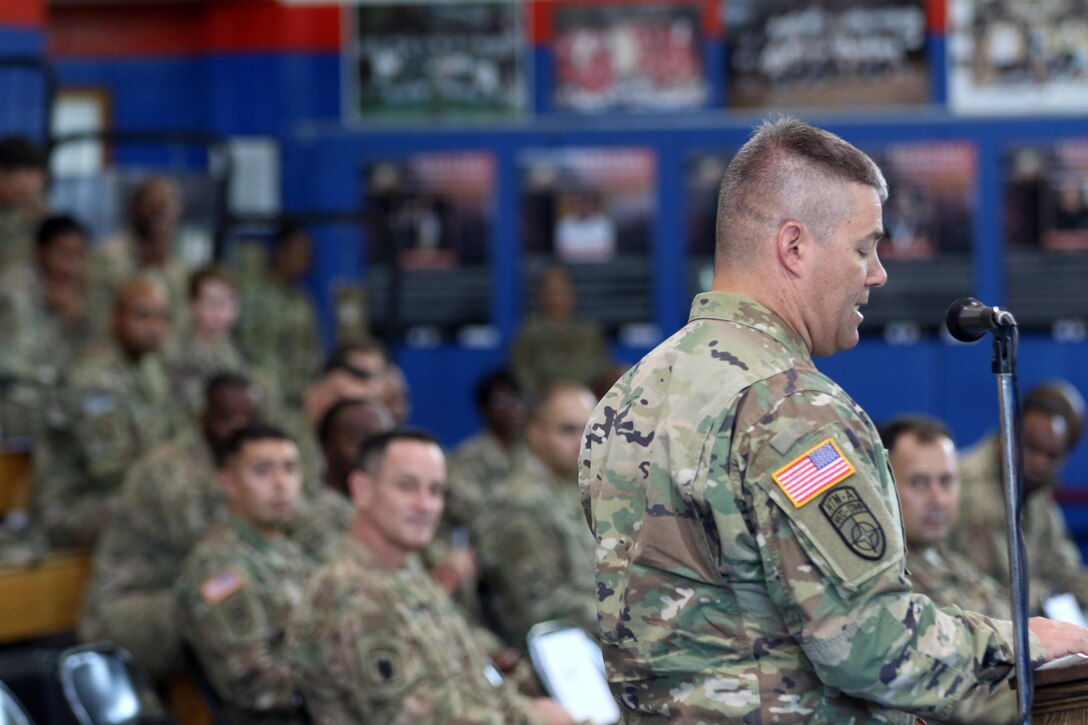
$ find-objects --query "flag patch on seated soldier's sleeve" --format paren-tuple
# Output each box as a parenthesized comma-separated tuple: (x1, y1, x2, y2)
(772, 437, 855, 508)
(200, 570, 243, 605)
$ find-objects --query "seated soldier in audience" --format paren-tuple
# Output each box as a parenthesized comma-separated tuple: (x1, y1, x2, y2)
(79, 373, 259, 677)
(86, 176, 191, 347)
(882, 414, 1015, 724)
(950, 380, 1088, 612)
(474, 382, 598, 650)
(302, 341, 388, 427)
(0, 135, 47, 272)
(0, 214, 95, 440)
(510, 265, 610, 398)
(166, 265, 250, 416)
(32, 276, 186, 548)
(445, 368, 526, 532)
(237, 220, 322, 409)
(176, 424, 313, 724)
(287, 429, 575, 725)
(281, 342, 390, 490)
(287, 398, 394, 561)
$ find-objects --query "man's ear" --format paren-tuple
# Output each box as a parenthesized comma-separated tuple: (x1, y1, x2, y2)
(774, 220, 808, 278)
(348, 469, 373, 510)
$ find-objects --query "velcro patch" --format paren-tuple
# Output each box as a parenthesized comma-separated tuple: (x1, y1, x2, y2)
(200, 570, 244, 605)
(819, 486, 886, 561)
(772, 437, 855, 507)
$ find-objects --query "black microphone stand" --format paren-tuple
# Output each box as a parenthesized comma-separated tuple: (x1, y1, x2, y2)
(991, 323, 1033, 724)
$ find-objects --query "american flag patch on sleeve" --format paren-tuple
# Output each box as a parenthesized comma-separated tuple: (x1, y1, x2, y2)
(200, 570, 243, 605)
(772, 437, 855, 508)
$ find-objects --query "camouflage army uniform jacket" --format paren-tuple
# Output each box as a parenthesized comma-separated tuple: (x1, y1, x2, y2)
(474, 453, 598, 650)
(286, 486, 355, 563)
(905, 546, 1016, 725)
(286, 538, 543, 725)
(236, 275, 321, 408)
(165, 331, 248, 417)
(580, 292, 1039, 724)
(510, 314, 608, 397)
(949, 434, 1088, 609)
(176, 517, 314, 725)
(446, 430, 525, 530)
(0, 204, 38, 272)
(80, 429, 226, 677)
(31, 344, 185, 548)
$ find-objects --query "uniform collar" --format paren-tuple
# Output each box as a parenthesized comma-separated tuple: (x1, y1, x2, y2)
(688, 292, 811, 362)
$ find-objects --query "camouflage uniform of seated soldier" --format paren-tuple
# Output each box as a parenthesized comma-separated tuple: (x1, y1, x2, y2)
(32, 276, 186, 548)
(176, 424, 313, 724)
(80, 373, 259, 678)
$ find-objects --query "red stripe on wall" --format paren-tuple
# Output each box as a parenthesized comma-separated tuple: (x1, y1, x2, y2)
(0, 0, 44, 26)
(48, 1, 339, 59)
(927, 0, 946, 33)
(531, 0, 720, 45)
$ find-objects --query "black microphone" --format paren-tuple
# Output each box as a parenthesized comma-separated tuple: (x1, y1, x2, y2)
(945, 297, 1018, 342)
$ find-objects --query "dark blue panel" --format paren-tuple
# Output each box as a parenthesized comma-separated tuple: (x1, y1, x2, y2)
(54, 57, 207, 131)
(205, 52, 340, 135)
(531, 46, 552, 116)
(927, 33, 946, 106)
(0, 28, 43, 57)
(702, 38, 723, 109)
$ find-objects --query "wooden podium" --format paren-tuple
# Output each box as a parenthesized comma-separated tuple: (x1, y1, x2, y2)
(1032, 657, 1088, 724)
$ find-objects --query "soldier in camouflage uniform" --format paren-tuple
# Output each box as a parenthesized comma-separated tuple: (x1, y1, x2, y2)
(236, 220, 322, 408)
(176, 423, 313, 724)
(287, 397, 393, 562)
(86, 176, 192, 348)
(950, 380, 1088, 612)
(287, 429, 575, 725)
(881, 414, 1015, 724)
(79, 373, 259, 677)
(166, 265, 251, 416)
(474, 381, 598, 650)
(445, 368, 527, 531)
(0, 215, 96, 440)
(580, 119, 1088, 723)
(510, 265, 610, 398)
(0, 135, 47, 273)
(32, 277, 186, 548)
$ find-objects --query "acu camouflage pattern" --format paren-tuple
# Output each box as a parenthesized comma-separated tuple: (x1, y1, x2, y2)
(31, 344, 186, 548)
(0, 205, 39, 273)
(580, 292, 1038, 724)
(0, 264, 96, 439)
(510, 315, 609, 397)
(236, 275, 321, 408)
(79, 429, 225, 677)
(474, 454, 598, 650)
(285, 486, 354, 563)
(949, 434, 1088, 610)
(286, 538, 543, 725)
(176, 517, 314, 725)
(165, 332, 250, 417)
(445, 431, 526, 530)
(905, 546, 1016, 725)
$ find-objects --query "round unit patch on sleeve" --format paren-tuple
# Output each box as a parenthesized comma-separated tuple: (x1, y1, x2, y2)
(771, 437, 856, 508)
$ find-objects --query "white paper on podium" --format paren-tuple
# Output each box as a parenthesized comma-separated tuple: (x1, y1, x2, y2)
(1037, 652, 1088, 671)
(529, 627, 620, 725)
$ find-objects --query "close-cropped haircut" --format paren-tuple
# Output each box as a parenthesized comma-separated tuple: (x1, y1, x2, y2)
(0, 135, 45, 170)
(525, 380, 590, 423)
(878, 414, 953, 453)
(222, 423, 293, 461)
(188, 264, 236, 300)
(323, 340, 389, 377)
(204, 371, 252, 404)
(35, 214, 88, 249)
(354, 427, 441, 474)
(273, 218, 307, 249)
(474, 369, 520, 409)
(318, 397, 392, 445)
(715, 117, 888, 265)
